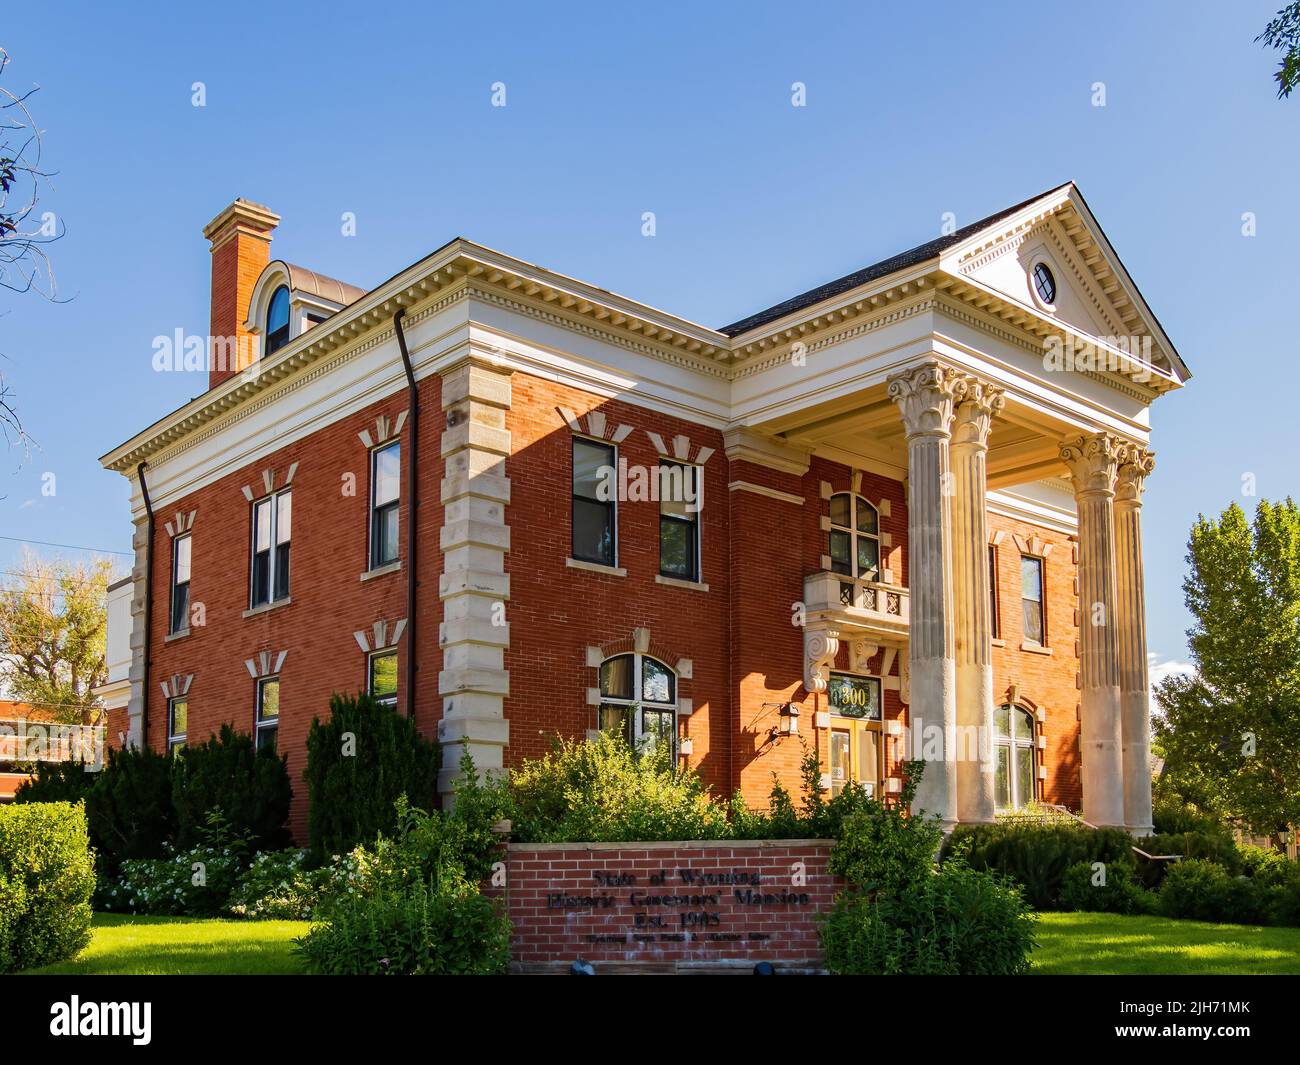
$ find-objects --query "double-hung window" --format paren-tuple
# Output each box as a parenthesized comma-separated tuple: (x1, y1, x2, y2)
(370, 442, 400, 569)
(167, 696, 188, 755)
(251, 489, 292, 607)
(994, 704, 1036, 810)
(989, 543, 1001, 640)
(255, 677, 280, 752)
(572, 437, 616, 566)
(1020, 555, 1046, 646)
(597, 653, 677, 755)
(170, 534, 191, 634)
(368, 649, 398, 709)
(658, 462, 700, 582)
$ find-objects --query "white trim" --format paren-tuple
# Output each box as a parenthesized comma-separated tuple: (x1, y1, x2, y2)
(726, 480, 804, 506)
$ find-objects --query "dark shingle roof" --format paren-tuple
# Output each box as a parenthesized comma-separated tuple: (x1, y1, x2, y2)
(717, 183, 1072, 337)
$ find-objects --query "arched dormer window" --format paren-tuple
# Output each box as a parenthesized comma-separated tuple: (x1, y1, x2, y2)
(829, 492, 880, 580)
(994, 704, 1036, 811)
(265, 285, 291, 355)
(598, 652, 677, 754)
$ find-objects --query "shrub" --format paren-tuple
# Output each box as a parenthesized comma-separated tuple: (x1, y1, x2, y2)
(173, 724, 291, 851)
(295, 878, 510, 975)
(943, 822, 1134, 910)
(829, 763, 942, 895)
(303, 692, 439, 861)
(84, 744, 176, 873)
(1158, 858, 1265, 924)
(1059, 859, 1157, 915)
(13, 761, 97, 805)
(820, 862, 1035, 975)
(506, 732, 730, 843)
(0, 802, 96, 972)
(1138, 831, 1241, 880)
(227, 850, 325, 920)
(99, 811, 252, 916)
(1262, 877, 1300, 927)
(1239, 845, 1299, 888)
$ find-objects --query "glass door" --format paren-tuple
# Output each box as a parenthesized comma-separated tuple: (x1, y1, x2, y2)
(829, 719, 883, 797)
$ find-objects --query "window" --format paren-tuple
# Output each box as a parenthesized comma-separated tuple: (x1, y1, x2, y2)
(659, 461, 700, 581)
(368, 649, 398, 709)
(994, 704, 1036, 810)
(1020, 555, 1045, 645)
(1032, 263, 1056, 305)
(989, 544, 1001, 640)
(597, 653, 677, 755)
(370, 442, 401, 569)
(250, 489, 291, 607)
(170, 534, 191, 634)
(167, 696, 188, 755)
(265, 285, 291, 355)
(572, 437, 616, 566)
(828, 493, 880, 579)
(255, 677, 279, 752)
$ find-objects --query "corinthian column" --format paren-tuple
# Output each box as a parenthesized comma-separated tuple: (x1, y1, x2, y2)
(951, 381, 1004, 823)
(1115, 445, 1156, 836)
(1059, 432, 1125, 828)
(887, 361, 967, 827)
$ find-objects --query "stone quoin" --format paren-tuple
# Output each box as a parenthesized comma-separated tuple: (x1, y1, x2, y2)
(98, 185, 1188, 840)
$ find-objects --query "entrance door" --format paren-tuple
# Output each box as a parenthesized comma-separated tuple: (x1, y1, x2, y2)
(829, 718, 883, 798)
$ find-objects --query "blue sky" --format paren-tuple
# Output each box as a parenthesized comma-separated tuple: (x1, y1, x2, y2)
(2, 0, 1297, 673)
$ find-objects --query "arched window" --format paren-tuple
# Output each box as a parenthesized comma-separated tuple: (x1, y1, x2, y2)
(598, 653, 677, 754)
(265, 285, 291, 355)
(829, 492, 880, 579)
(994, 704, 1036, 810)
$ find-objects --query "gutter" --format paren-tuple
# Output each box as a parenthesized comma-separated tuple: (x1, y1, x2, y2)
(136, 462, 155, 748)
(393, 309, 418, 718)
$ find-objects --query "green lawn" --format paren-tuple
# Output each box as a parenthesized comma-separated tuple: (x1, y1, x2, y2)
(23, 913, 310, 975)
(21, 910, 1300, 975)
(1032, 912, 1300, 975)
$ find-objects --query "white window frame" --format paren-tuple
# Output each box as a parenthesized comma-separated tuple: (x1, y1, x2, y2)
(1020, 554, 1046, 647)
(658, 460, 701, 582)
(170, 533, 191, 635)
(995, 704, 1037, 811)
(250, 487, 292, 608)
(255, 676, 280, 752)
(597, 653, 677, 755)
(369, 441, 401, 570)
(828, 492, 881, 580)
(367, 648, 398, 709)
(167, 695, 188, 755)
(571, 435, 618, 567)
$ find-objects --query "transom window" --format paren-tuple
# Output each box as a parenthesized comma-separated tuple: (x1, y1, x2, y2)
(167, 696, 188, 755)
(1020, 555, 1045, 646)
(255, 677, 280, 753)
(994, 704, 1036, 810)
(265, 285, 291, 355)
(659, 461, 700, 582)
(250, 488, 291, 608)
(370, 442, 401, 569)
(572, 437, 616, 566)
(828, 492, 880, 579)
(170, 534, 191, 635)
(598, 653, 676, 755)
(1032, 263, 1056, 305)
(368, 649, 398, 710)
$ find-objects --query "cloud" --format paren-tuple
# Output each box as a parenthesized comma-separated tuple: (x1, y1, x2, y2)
(1148, 653, 1197, 720)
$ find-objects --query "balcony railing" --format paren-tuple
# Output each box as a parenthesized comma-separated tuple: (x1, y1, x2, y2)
(803, 571, 909, 634)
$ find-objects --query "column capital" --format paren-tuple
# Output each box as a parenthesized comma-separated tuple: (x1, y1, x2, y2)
(1059, 432, 1125, 497)
(1116, 445, 1156, 507)
(952, 379, 1006, 449)
(887, 361, 968, 438)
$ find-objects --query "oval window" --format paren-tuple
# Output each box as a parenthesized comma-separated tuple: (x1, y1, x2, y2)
(1032, 263, 1057, 305)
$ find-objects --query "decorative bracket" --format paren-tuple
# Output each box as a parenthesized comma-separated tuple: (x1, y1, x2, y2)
(803, 625, 841, 693)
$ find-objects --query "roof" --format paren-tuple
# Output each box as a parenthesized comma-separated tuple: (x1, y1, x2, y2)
(718, 182, 1074, 336)
(277, 261, 367, 307)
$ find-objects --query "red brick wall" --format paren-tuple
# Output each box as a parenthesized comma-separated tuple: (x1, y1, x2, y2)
(504, 839, 838, 971)
(145, 377, 442, 841)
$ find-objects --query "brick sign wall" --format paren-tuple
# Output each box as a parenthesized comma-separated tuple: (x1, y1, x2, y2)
(505, 839, 840, 973)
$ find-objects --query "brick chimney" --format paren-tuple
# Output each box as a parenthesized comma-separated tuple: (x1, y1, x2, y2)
(202, 199, 280, 390)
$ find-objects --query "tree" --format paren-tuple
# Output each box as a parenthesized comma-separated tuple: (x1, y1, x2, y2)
(0, 553, 116, 724)
(1153, 499, 1300, 841)
(1, 47, 62, 451)
(1258, 3, 1300, 99)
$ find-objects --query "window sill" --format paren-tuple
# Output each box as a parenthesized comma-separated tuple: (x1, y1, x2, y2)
(243, 597, 292, 619)
(361, 560, 402, 582)
(655, 574, 710, 592)
(164, 628, 191, 643)
(1020, 641, 1053, 656)
(565, 558, 626, 577)
(991, 637, 1007, 648)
